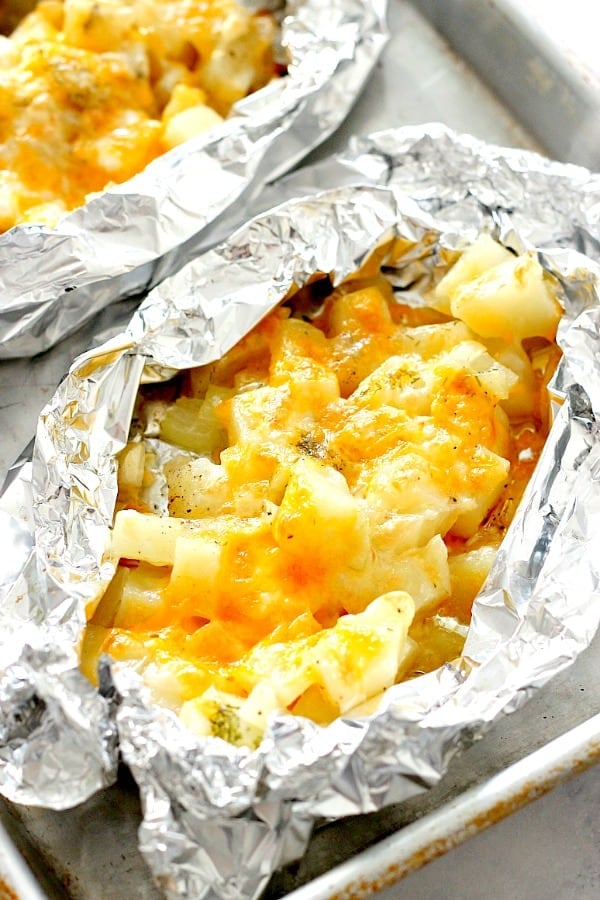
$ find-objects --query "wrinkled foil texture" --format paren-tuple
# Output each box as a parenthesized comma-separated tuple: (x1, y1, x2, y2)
(1, 125, 600, 898)
(0, 0, 388, 360)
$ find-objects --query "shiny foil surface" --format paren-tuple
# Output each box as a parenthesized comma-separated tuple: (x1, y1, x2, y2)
(0, 0, 388, 360)
(1, 125, 600, 899)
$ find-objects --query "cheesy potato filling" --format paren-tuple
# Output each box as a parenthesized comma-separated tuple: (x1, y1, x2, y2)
(0, 0, 278, 230)
(82, 235, 562, 746)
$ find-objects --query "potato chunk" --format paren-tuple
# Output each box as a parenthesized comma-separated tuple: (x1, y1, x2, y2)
(111, 509, 192, 566)
(450, 254, 561, 343)
(432, 234, 514, 314)
(274, 458, 371, 572)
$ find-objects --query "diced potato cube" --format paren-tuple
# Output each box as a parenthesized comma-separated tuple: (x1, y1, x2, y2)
(353, 354, 433, 416)
(312, 591, 415, 713)
(118, 440, 146, 491)
(450, 253, 562, 342)
(435, 340, 518, 402)
(159, 393, 230, 456)
(432, 234, 513, 314)
(162, 104, 224, 151)
(166, 456, 232, 518)
(341, 636, 419, 719)
(290, 684, 340, 725)
(111, 509, 192, 566)
(225, 385, 286, 446)
(485, 339, 538, 420)
(167, 533, 224, 620)
(113, 562, 171, 630)
(374, 535, 450, 617)
(239, 682, 280, 730)
(448, 545, 499, 619)
(369, 509, 454, 556)
(144, 659, 211, 711)
(179, 700, 212, 738)
(273, 458, 371, 571)
(395, 320, 474, 358)
(270, 318, 339, 408)
(200, 48, 256, 113)
(362, 452, 458, 547)
(162, 84, 209, 121)
(450, 446, 510, 539)
(210, 328, 271, 386)
(326, 285, 394, 337)
(232, 481, 271, 517)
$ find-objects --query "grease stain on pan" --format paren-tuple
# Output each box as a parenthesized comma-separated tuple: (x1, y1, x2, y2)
(0, 874, 19, 900)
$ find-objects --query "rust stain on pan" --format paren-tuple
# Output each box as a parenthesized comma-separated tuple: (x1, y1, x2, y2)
(328, 737, 600, 900)
(0, 875, 19, 900)
(467, 739, 600, 835)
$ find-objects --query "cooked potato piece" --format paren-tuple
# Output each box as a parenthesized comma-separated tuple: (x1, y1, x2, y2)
(451, 254, 562, 343)
(274, 458, 371, 571)
(159, 390, 230, 456)
(435, 340, 518, 402)
(362, 451, 459, 551)
(166, 456, 232, 518)
(484, 339, 539, 420)
(449, 445, 510, 539)
(448, 545, 499, 619)
(111, 509, 193, 566)
(374, 535, 451, 617)
(432, 234, 514, 314)
(162, 104, 224, 151)
(167, 533, 225, 622)
(117, 440, 145, 491)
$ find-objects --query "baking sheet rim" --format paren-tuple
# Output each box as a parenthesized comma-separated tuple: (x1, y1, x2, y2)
(284, 712, 600, 899)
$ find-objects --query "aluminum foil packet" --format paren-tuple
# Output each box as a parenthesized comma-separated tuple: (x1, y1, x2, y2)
(2, 125, 600, 899)
(0, 0, 388, 360)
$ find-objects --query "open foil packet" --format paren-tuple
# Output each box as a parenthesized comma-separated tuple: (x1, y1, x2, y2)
(0, 0, 388, 360)
(2, 125, 600, 899)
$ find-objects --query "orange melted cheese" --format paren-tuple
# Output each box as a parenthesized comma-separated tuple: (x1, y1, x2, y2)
(0, 0, 277, 230)
(82, 243, 562, 745)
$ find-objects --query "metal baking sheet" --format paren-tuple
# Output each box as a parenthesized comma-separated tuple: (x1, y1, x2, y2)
(0, 1, 598, 898)
(413, 0, 600, 170)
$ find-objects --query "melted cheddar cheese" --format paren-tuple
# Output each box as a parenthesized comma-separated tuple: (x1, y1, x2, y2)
(82, 236, 562, 746)
(0, 0, 277, 230)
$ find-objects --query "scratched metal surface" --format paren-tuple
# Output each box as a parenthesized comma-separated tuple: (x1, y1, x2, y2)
(0, 2, 598, 898)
